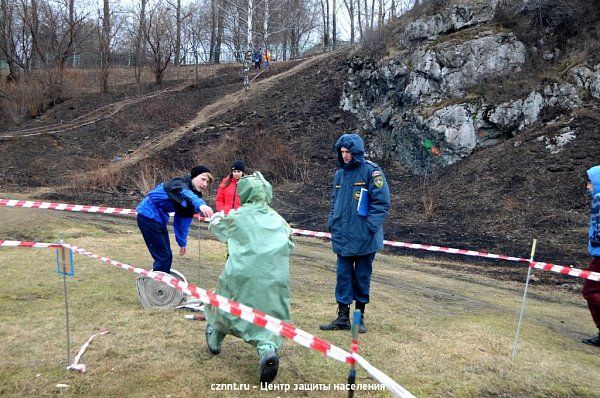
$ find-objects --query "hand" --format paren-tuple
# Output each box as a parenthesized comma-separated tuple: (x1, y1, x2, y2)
(199, 204, 214, 218)
(179, 247, 187, 256)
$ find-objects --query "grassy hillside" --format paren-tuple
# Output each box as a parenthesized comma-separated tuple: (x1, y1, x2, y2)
(1, 206, 599, 397)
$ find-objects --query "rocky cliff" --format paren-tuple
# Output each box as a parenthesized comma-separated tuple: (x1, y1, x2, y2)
(340, 1, 600, 174)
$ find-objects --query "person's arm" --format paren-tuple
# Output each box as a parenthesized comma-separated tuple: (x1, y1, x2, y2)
(208, 212, 231, 243)
(180, 188, 214, 218)
(327, 172, 340, 231)
(591, 194, 600, 247)
(180, 188, 206, 212)
(174, 214, 193, 249)
(366, 168, 391, 234)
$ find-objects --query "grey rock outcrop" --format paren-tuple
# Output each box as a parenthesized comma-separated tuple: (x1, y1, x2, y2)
(570, 64, 600, 99)
(340, 2, 587, 173)
(404, 2, 498, 41)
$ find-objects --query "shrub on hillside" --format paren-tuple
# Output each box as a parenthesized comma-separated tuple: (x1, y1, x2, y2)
(496, 0, 600, 47)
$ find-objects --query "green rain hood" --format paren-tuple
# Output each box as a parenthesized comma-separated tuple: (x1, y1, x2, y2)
(204, 171, 294, 349)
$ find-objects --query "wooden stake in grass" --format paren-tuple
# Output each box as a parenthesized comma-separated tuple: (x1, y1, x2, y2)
(348, 309, 361, 398)
(56, 233, 72, 367)
(512, 238, 538, 359)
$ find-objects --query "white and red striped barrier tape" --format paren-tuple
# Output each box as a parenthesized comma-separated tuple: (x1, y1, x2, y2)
(0, 240, 414, 398)
(2, 198, 599, 282)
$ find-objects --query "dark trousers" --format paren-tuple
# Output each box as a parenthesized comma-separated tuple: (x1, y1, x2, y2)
(137, 214, 172, 273)
(583, 257, 600, 330)
(335, 253, 376, 305)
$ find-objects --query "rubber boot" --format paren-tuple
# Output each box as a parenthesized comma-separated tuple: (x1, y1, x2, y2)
(355, 301, 367, 334)
(205, 324, 225, 354)
(319, 303, 351, 331)
(582, 330, 600, 347)
(258, 350, 280, 384)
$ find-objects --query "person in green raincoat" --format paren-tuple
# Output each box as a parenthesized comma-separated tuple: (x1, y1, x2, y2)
(204, 171, 294, 384)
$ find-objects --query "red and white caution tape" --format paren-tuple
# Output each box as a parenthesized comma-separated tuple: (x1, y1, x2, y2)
(529, 261, 600, 281)
(382, 240, 530, 263)
(3, 198, 599, 282)
(0, 240, 62, 249)
(0, 198, 137, 216)
(67, 329, 110, 373)
(0, 198, 211, 220)
(1, 240, 413, 398)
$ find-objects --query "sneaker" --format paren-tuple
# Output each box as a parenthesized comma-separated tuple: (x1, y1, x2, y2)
(259, 351, 279, 384)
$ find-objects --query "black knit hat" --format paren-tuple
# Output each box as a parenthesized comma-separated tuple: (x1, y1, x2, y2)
(190, 165, 211, 179)
(231, 160, 245, 172)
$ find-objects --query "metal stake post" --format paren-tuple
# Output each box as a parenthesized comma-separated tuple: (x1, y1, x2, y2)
(59, 233, 72, 366)
(347, 310, 361, 398)
(512, 239, 538, 359)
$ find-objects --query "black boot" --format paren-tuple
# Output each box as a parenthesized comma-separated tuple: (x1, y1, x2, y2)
(259, 350, 280, 383)
(582, 330, 600, 347)
(355, 302, 367, 334)
(320, 303, 351, 331)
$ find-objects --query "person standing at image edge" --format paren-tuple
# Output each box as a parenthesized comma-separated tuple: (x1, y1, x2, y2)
(320, 132, 390, 334)
(582, 165, 600, 347)
(216, 160, 245, 214)
(136, 166, 214, 274)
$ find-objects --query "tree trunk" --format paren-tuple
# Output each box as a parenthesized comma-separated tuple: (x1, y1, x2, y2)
(370, 0, 375, 30)
(332, 0, 337, 50)
(209, 0, 216, 62)
(363, 0, 368, 32)
(357, 0, 363, 40)
(68, 0, 75, 67)
(214, 1, 224, 63)
(320, 0, 329, 51)
(343, 0, 355, 44)
(100, 0, 111, 94)
(174, 0, 181, 66)
(135, 0, 147, 87)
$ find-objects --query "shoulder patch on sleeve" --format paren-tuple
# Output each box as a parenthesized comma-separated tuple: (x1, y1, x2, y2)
(373, 176, 384, 188)
(372, 170, 382, 177)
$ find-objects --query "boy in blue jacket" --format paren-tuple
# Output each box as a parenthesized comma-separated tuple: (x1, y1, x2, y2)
(320, 133, 390, 334)
(136, 166, 214, 274)
(583, 165, 600, 347)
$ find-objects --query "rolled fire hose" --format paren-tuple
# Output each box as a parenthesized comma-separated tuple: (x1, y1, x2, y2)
(136, 268, 188, 309)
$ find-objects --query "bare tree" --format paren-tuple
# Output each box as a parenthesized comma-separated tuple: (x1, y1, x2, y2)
(183, 0, 210, 83)
(319, 0, 329, 50)
(98, 0, 110, 93)
(209, 0, 225, 62)
(145, 2, 175, 85)
(133, 0, 148, 87)
(0, 0, 28, 82)
(342, 0, 355, 44)
(167, 0, 192, 66)
(332, 0, 337, 49)
(23, 0, 90, 99)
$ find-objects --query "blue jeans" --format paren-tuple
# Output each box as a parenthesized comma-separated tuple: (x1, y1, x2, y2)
(335, 253, 375, 305)
(137, 214, 172, 273)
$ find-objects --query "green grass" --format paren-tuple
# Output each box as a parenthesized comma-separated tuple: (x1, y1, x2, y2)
(0, 206, 599, 397)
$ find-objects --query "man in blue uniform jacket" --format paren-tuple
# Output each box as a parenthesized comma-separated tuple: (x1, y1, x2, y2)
(320, 133, 391, 333)
(136, 166, 214, 274)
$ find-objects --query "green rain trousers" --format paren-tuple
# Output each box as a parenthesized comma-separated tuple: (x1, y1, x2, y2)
(204, 172, 294, 355)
